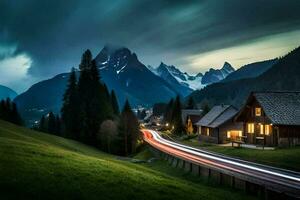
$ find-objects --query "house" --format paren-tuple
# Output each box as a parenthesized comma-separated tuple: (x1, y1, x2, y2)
(196, 105, 243, 143)
(235, 91, 300, 147)
(181, 109, 203, 134)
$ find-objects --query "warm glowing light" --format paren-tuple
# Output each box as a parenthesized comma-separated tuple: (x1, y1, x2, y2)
(247, 123, 254, 133)
(255, 107, 262, 116)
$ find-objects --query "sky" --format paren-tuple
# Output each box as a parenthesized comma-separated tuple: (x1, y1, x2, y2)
(1, 0, 300, 93)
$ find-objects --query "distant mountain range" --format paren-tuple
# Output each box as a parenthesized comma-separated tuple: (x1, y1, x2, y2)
(15, 46, 178, 124)
(14, 44, 285, 125)
(189, 47, 300, 107)
(149, 61, 235, 93)
(0, 85, 17, 100)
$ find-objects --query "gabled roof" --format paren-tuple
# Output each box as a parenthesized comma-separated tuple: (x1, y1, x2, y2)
(181, 109, 203, 123)
(253, 92, 300, 125)
(195, 105, 238, 128)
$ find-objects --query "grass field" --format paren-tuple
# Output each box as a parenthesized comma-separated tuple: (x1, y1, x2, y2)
(0, 120, 257, 200)
(178, 138, 300, 172)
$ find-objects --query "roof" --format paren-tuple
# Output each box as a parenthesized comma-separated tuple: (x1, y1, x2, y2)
(253, 92, 300, 125)
(195, 105, 238, 128)
(188, 115, 202, 124)
(181, 109, 202, 123)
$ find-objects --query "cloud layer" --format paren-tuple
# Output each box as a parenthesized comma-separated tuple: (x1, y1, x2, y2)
(1, 0, 300, 91)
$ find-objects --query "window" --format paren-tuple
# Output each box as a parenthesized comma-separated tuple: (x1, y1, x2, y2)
(265, 125, 271, 135)
(255, 107, 262, 116)
(227, 131, 231, 139)
(247, 123, 254, 133)
(227, 131, 242, 139)
(206, 128, 210, 136)
(260, 124, 264, 134)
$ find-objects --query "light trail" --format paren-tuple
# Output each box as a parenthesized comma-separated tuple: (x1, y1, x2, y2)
(142, 129, 300, 193)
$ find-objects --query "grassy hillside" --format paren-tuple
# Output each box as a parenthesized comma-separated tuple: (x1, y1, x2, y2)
(0, 120, 256, 200)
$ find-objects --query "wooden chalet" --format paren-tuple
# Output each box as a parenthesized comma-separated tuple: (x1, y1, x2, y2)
(196, 105, 242, 144)
(235, 92, 300, 147)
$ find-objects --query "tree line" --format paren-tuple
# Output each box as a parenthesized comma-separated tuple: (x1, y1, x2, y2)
(37, 50, 140, 156)
(0, 98, 22, 125)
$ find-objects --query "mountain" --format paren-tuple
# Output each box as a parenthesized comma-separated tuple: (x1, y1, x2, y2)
(15, 46, 178, 125)
(150, 62, 234, 91)
(154, 63, 193, 96)
(188, 47, 300, 107)
(201, 62, 235, 84)
(0, 85, 17, 100)
(222, 59, 277, 82)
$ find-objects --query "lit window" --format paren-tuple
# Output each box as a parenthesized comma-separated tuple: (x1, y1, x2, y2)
(255, 107, 262, 116)
(227, 131, 231, 139)
(206, 128, 210, 136)
(247, 123, 254, 133)
(260, 124, 264, 134)
(227, 131, 242, 139)
(238, 131, 242, 137)
(265, 125, 270, 135)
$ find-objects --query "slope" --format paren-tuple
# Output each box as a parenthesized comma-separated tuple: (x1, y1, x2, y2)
(222, 59, 277, 82)
(0, 85, 17, 100)
(189, 47, 300, 107)
(0, 120, 255, 200)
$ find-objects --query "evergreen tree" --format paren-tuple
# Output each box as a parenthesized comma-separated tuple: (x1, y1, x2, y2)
(118, 100, 139, 156)
(103, 83, 110, 100)
(186, 96, 196, 109)
(172, 95, 185, 135)
(5, 98, 12, 121)
(61, 68, 80, 139)
(47, 112, 56, 134)
(39, 115, 47, 132)
(201, 101, 211, 115)
(0, 98, 23, 125)
(110, 90, 120, 115)
(55, 115, 61, 135)
(0, 100, 5, 119)
(11, 103, 22, 125)
(163, 98, 174, 124)
(77, 50, 113, 146)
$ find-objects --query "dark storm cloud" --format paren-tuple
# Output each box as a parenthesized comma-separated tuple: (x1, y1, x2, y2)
(1, 0, 300, 81)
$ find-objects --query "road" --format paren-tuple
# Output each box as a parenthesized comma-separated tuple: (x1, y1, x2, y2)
(142, 129, 300, 197)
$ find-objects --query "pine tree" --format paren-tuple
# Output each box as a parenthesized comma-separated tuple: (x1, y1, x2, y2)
(186, 96, 196, 109)
(39, 115, 47, 132)
(11, 103, 22, 125)
(61, 68, 80, 139)
(0, 98, 23, 125)
(0, 100, 5, 119)
(201, 101, 210, 115)
(110, 90, 120, 115)
(77, 50, 113, 146)
(118, 100, 139, 156)
(55, 115, 61, 135)
(172, 95, 185, 135)
(163, 98, 174, 124)
(47, 112, 56, 134)
(5, 98, 12, 121)
(103, 83, 110, 100)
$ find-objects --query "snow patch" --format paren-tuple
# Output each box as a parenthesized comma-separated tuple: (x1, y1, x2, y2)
(116, 64, 127, 74)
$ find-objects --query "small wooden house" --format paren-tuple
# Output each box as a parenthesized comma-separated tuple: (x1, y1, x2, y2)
(181, 109, 203, 134)
(235, 92, 300, 147)
(196, 105, 242, 143)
